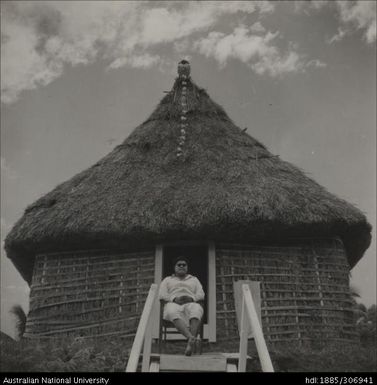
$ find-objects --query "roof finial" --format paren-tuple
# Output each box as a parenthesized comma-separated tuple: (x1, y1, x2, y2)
(178, 60, 190, 78)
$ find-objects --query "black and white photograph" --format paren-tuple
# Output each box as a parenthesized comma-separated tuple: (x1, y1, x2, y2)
(1, 0, 376, 376)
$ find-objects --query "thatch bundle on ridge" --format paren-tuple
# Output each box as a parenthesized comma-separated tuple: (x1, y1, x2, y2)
(5, 61, 372, 284)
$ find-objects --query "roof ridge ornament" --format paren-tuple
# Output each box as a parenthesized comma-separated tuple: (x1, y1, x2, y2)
(177, 60, 190, 159)
(178, 60, 190, 78)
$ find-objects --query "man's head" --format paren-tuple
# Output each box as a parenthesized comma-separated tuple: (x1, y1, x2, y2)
(173, 256, 189, 277)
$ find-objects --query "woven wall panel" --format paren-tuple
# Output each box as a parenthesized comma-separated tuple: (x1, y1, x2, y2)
(25, 249, 155, 338)
(216, 239, 357, 346)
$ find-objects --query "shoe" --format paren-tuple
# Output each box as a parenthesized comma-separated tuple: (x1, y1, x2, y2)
(185, 337, 195, 356)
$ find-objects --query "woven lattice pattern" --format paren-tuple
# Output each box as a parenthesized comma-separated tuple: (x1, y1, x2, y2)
(25, 249, 155, 338)
(216, 239, 357, 346)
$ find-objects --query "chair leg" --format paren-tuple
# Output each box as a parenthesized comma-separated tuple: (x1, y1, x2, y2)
(162, 327, 167, 353)
(198, 322, 204, 354)
(159, 323, 162, 354)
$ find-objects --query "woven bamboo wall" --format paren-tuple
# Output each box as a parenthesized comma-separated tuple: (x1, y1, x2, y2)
(25, 249, 155, 339)
(216, 239, 357, 346)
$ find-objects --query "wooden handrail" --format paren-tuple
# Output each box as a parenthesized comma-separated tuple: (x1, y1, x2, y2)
(238, 284, 274, 372)
(125, 283, 158, 372)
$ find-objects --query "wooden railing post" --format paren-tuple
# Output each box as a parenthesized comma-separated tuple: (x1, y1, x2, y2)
(125, 283, 158, 372)
(238, 296, 249, 372)
(141, 316, 153, 372)
(242, 284, 274, 372)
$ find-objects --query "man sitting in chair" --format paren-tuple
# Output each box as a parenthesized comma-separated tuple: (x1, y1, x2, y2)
(159, 256, 205, 356)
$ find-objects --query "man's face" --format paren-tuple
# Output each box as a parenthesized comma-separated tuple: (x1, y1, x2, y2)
(175, 259, 188, 276)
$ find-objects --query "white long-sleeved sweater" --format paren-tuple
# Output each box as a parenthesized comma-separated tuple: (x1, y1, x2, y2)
(158, 274, 205, 302)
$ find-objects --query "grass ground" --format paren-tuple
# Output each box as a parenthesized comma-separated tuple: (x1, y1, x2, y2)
(1, 334, 375, 372)
(159, 338, 377, 372)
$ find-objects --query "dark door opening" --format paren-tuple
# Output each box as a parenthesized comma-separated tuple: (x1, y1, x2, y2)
(162, 244, 208, 324)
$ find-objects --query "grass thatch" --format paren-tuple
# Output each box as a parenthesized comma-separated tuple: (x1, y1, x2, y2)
(5, 73, 371, 284)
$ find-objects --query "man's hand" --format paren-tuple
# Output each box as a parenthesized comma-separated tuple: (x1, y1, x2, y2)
(173, 296, 194, 305)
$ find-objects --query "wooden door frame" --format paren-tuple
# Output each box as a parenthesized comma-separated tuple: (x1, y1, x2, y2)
(153, 241, 216, 342)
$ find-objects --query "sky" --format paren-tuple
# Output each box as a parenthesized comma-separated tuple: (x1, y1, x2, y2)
(1, 0, 376, 339)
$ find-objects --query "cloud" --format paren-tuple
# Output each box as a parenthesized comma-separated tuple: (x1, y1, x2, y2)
(1, 1, 374, 104)
(327, 28, 347, 44)
(1, 1, 143, 104)
(306, 59, 327, 68)
(109, 53, 161, 70)
(1, 1, 275, 105)
(250, 22, 267, 33)
(194, 26, 324, 77)
(1, 16, 63, 104)
(295, 0, 376, 44)
(335, 0, 376, 44)
(294, 0, 328, 13)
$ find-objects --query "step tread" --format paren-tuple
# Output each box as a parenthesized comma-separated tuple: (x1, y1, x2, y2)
(159, 353, 227, 372)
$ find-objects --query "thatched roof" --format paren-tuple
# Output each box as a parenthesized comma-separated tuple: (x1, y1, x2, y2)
(5, 61, 371, 284)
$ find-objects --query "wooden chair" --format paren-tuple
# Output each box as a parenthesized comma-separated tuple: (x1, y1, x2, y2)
(159, 299, 204, 354)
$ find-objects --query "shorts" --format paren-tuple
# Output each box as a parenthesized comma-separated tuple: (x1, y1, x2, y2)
(163, 302, 204, 325)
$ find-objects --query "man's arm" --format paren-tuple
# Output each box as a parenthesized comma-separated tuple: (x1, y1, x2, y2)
(193, 277, 205, 302)
(158, 277, 171, 302)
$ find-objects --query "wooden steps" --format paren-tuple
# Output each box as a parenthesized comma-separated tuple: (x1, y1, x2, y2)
(159, 353, 227, 372)
(149, 362, 160, 372)
(148, 352, 251, 372)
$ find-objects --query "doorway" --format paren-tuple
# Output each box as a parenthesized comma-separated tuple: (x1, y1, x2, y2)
(162, 244, 209, 325)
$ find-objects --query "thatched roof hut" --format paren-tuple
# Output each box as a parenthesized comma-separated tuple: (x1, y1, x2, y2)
(4, 61, 371, 344)
(5, 61, 371, 284)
